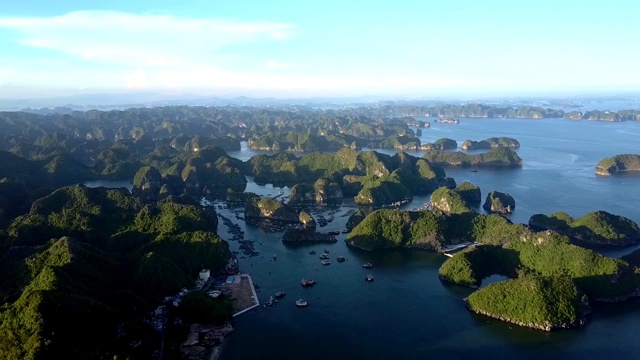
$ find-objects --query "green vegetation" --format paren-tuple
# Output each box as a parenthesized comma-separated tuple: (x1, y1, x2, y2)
(288, 183, 315, 202)
(370, 134, 421, 150)
(178, 291, 233, 326)
(354, 171, 412, 205)
(454, 181, 481, 207)
(529, 211, 640, 246)
(347, 209, 447, 250)
(440, 226, 640, 300)
(483, 191, 515, 214)
(246, 148, 447, 205)
(421, 138, 457, 150)
(461, 137, 520, 150)
(595, 154, 640, 176)
(466, 276, 590, 330)
(430, 187, 471, 214)
(0, 186, 230, 359)
(247, 131, 346, 152)
(423, 147, 523, 167)
(245, 197, 298, 222)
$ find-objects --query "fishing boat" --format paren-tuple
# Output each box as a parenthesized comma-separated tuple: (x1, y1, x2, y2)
(321, 259, 331, 265)
(301, 279, 316, 287)
(296, 299, 308, 307)
(275, 292, 285, 298)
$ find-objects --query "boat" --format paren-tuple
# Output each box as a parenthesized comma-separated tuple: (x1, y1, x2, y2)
(362, 263, 373, 269)
(309, 250, 316, 255)
(436, 118, 459, 124)
(319, 253, 329, 260)
(275, 292, 285, 298)
(321, 259, 331, 265)
(296, 299, 308, 307)
(337, 256, 346, 263)
(301, 279, 316, 287)
(365, 274, 374, 282)
(340, 229, 349, 234)
(323, 249, 329, 254)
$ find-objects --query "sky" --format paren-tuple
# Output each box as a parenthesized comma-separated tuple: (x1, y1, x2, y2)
(0, 0, 638, 99)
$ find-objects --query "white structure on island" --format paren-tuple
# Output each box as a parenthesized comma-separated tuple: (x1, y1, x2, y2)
(199, 269, 211, 282)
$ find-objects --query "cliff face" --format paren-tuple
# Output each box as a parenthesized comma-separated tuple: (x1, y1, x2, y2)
(245, 198, 298, 222)
(430, 187, 470, 215)
(298, 211, 316, 229)
(483, 191, 515, 214)
(132, 166, 162, 201)
(454, 181, 481, 207)
(288, 184, 316, 202)
(314, 178, 344, 203)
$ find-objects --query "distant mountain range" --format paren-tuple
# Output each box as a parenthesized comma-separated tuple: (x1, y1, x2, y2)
(0, 91, 638, 113)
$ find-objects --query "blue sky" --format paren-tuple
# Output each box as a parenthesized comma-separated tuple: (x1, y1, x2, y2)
(0, 0, 638, 98)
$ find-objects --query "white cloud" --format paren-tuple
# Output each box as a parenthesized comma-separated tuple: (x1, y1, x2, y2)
(0, 10, 295, 68)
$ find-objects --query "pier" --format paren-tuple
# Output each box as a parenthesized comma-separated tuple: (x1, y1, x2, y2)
(219, 274, 260, 317)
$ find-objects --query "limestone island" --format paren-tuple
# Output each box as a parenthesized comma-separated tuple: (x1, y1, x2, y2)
(529, 211, 640, 246)
(420, 138, 457, 150)
(595, 154, 640, 176)
(343, 183, 640, 331)
(483, 191, 515, 214)
(465, 276, 591, 331)
(422, 147, 523, 167)
(461, 137, 520, 150)
(244, 197, 299, 223)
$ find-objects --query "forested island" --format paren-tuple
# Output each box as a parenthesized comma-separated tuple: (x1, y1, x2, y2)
(595, 154, 640, 176)
(347, 182, 640, 330)
(461, 137, 520, 150)
(0, 103, 640, 358)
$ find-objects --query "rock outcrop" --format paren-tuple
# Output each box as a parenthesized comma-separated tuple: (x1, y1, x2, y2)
(298, 211, 316, 229)
(288, 183, 316, 202)
(454, 181, 481, 207)
(483, 191, 515, 214)
(132, 166, 162, 201)
(245, 197, 298, 223)
(314, 178, 344, 203)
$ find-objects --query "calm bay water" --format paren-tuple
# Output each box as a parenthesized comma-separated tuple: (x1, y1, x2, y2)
(218, 118, 640, 360)
(82, 119, 640, 359)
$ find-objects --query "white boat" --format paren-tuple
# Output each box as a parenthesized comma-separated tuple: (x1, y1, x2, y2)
(365, 274, 374, 282)
(296, 299, 308, 307)
(321, 259, 330, 265)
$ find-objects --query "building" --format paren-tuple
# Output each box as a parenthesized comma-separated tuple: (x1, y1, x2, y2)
(199, 269, 210, 282)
